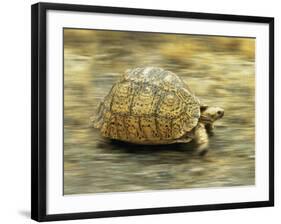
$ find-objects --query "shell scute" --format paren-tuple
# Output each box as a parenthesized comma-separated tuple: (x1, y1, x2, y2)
(157, 92, 184, 119)
(111, 82, 133, 114)
(139, 117, 161, 142)
(131, 84, 157, 116)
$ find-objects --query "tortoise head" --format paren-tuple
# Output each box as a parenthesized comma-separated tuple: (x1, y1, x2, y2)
(199, 105, 224, 124)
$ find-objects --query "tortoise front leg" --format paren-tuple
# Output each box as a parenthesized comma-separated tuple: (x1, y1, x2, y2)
(205, 123, 215, 134)
(194, 123, 209, 155)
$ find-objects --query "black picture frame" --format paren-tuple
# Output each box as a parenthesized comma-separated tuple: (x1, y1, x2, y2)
(31, 2, 274, 222)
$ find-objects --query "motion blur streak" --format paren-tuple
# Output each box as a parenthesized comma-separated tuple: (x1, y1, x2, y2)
(63, 29, 255, 195)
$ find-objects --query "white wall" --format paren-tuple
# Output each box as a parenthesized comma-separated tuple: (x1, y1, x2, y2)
(0, 0, 279, 223)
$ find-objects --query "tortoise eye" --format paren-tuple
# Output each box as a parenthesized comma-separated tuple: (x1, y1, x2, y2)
(217, 110, 224, 116)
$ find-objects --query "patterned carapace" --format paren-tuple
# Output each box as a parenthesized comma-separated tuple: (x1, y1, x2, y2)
(93, 67, 201, 144)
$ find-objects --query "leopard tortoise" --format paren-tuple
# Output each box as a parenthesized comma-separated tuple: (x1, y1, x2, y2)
(92, 67, 224, 155)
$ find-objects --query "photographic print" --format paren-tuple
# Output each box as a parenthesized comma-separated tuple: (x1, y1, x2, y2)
(63, 29, 255, 195)
(31, 3, 273, 221)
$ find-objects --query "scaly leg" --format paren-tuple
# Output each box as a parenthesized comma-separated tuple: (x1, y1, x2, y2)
(205, 123, 214, 135)
(194, 123, 209, 155)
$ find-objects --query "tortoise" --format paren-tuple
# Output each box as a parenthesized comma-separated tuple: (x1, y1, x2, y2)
(92, 67, 224, 154)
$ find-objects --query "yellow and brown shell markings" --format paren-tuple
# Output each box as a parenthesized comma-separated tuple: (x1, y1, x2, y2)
(93, 67, 201, 145)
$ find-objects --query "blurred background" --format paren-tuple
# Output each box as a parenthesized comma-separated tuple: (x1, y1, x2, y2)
(63, 28, 255, 195)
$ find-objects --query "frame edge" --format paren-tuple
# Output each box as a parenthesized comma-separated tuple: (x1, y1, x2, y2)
(37, 1, 273, 23)
(31, 2, 48, 222)
(31, 3, 39, 221)
(268, 17, 274, 206)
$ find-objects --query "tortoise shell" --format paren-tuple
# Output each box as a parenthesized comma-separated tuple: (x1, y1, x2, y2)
(93, 67, 200, 144)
